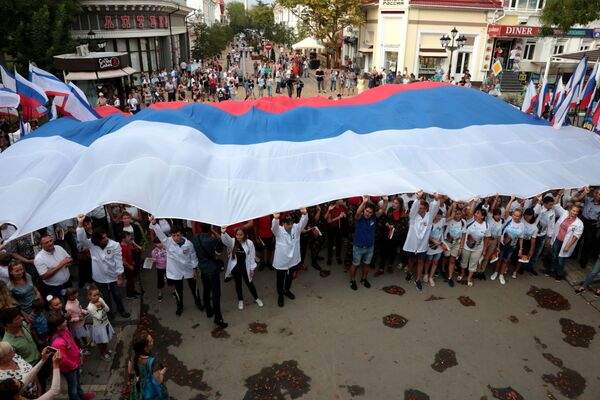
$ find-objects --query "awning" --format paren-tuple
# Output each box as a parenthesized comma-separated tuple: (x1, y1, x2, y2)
(419, 52, 448, 58)
(66, 67, 137, 81)
(292, 37, 325, 50)
(552, 48, 600, 61)
(65, 71, 97, 81)
(359, 46, 373, 53)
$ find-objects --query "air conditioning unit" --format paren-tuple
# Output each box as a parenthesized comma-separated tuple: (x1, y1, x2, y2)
(76, 44, 90, 57)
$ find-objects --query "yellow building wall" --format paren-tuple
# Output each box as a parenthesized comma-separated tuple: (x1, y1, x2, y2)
(404, 8, 489, 80)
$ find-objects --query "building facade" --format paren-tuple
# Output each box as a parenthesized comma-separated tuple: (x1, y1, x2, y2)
(357, 0, 599, 82)
(273, 4, 303, 34)
(72, 0, 194, 85)
(187, 0, 222, 26)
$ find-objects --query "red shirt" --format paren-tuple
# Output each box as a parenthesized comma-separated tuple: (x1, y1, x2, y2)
(328, 205, 347, 228)
(256, 216, 273, 238)
(121, 242, 134, 266)
(556, 216, 575, 242)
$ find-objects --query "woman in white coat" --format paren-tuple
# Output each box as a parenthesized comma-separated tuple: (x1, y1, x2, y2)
(549, 198, 584, 281)
(221, 227, 263, 310)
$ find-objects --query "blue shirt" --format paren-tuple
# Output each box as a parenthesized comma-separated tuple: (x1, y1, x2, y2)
(354, 215, 377, 248)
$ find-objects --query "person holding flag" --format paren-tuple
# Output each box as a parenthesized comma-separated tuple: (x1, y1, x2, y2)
(521, 80, 537, 115)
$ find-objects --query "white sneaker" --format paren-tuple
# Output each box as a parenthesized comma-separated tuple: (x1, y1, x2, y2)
(255, 298, 264, 307)
(499, 274, 506, 285)
(238, 300, 244, 310)
(511, 272, 517, 279)
(429, 277, 435, 287)
(490, 272, 498, 281)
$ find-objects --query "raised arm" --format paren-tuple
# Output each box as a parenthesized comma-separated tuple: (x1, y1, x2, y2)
(355, 196, 369, 220)
(271, 213, 281, 236)
(149, 215, 168, 243)
(570, 186, 590, 203)
(376, 196, 389, 218)
(505, 196, 515, 219)
(220, 228, 234, 248)
(75, 214, 91, 248)
(297, 209, 309, 231)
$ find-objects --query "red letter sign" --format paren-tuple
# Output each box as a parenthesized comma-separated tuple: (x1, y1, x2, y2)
(104, 15, 115, 29)
(136, 15, 144, 29)
(121, 15, 131, 29)
(149, 15, 157, 28)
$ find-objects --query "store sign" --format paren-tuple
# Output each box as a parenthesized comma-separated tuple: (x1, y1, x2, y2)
(103, 14, 169, 30)
(98, 57, 120, 70)
(382, 0, 405, 5)
(554, 28, 594, 37)
(594, 29, 600, 38)
(487, 25, 539, 37)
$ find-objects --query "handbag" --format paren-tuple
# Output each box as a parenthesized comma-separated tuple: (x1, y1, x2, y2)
(142, 357, 169, 400)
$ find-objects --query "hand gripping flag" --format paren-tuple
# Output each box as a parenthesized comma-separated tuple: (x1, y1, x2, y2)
(552, 56, 587, 129)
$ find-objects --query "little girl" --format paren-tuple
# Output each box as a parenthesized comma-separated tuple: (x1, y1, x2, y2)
(151, 237, 167, 301)
(30, 297, 49, 346)
(87, 285, 115, 361)
(47, 295, 64, 318)
(65, 287, 90, 354)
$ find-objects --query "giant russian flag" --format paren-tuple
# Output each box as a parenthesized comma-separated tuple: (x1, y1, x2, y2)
(1, 82, 600, 239)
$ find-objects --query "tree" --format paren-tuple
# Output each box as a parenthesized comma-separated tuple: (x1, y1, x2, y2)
(541, 0, 600, 31)
(192, 20, 234, 62)
(251, 0, 276, 38)
(0, 0, 80, 73)
(272, 23, 298, 48)
(277, 0, 363, 67)
(226, 1, 251, 34)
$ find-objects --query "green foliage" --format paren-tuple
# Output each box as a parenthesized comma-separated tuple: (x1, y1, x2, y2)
(192, 21, 234, 61)
(541, 0, 600, 31)
(251, 0, 275, 37)
(226, 1, 251, 34)
(272, 23, 297, 47)
(276, 0, 363, 64)
(0, 0, 80, 73)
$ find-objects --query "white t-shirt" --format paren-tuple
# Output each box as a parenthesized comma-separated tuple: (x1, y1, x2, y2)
(486, 216, 503, 239)
(34, 245, 71, 286)
(0, 265, 9, 284)
(427, 218, 446, 255)
(522, 221, 539, 241)
(445, 219, 465, 244)
(463, 220, 489, 251)
(501, 218, 525, 247)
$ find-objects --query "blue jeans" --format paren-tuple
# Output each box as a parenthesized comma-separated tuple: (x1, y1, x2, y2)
(63, 368, 84, 400)
(352, 246, 374, 265)
(527, 235, 546, 271)
(95, 280, 125, 315)
(582, 258, 600, 289)
(330, 80, 336, 91)
(552, 239, 567, 278)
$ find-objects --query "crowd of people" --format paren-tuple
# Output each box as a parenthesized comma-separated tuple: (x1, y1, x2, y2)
(1, 185, 599, 399)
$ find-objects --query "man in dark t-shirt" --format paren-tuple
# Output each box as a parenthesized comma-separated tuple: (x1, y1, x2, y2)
(350, 195, 388, 290)
(192, 223, 228, 329)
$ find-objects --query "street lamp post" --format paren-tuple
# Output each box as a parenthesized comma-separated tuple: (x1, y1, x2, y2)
(440, 27, 466, 80)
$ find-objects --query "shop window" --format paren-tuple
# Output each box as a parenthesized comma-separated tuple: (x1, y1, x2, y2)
(419, 57, 444, 76)
(150, 50, 157, 72)
(456, 52, 471, 74)
(510, 0, 544, 9)
(130, 52, 141, 73)
(128, 39, 139, 52)
(579, 41, 592, 51)
(553, 41, 566, 55)
(523, 40, 536, 60)
(116, 39, 127, 52)
(141, 51, 149, 72)
(140, 38, 148, 52)
(104, 40, 115, 53)
(384, 51, 398, 72)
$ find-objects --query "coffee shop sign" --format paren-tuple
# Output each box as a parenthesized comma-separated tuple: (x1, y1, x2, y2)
(98, 57, 120, 70)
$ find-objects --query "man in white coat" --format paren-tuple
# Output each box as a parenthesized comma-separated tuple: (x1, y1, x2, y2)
(76, 214, 130, 319)
(150, 216, 202, 316)
(271, 208, 308, 307)
(402, 192, 440, 291)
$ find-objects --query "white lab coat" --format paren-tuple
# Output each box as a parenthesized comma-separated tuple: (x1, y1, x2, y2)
(76, 227, 123, 284)
(221, 233, 257, 282)
(151, 223, 198, 280)
(271, 214, 308, 270)
(403, 200, 440, 253)
(551, 205, 584, 258)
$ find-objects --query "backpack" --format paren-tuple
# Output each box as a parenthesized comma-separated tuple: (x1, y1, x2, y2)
(142, 357, 169, 400)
